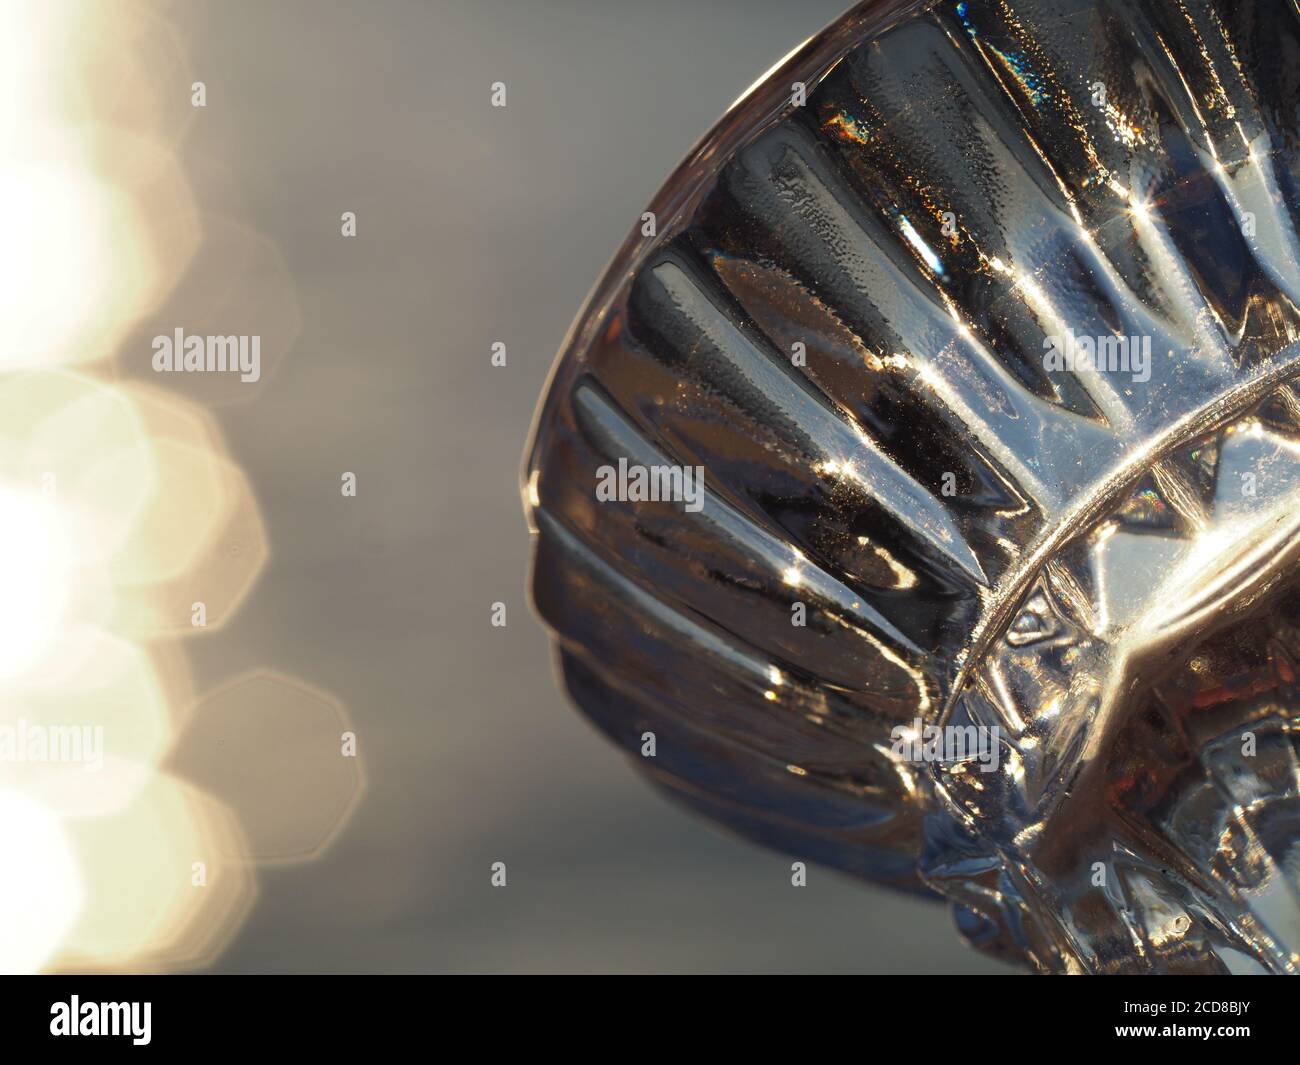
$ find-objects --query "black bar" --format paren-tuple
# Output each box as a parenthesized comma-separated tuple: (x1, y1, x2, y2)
(1, 974, 1291, 1052)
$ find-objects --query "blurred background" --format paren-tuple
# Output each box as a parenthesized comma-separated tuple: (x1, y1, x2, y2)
(7, 0, 1013, 973)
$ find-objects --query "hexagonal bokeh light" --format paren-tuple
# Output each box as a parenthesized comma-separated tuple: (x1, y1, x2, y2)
(167, 672, 364, 864)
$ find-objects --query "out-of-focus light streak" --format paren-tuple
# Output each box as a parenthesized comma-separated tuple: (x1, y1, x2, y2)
(0, 0, 359, 974)
(0, 485, 73, 678)
(0, 789, 83, 975)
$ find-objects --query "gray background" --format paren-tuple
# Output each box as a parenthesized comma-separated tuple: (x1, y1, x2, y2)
(165, 0, 1012, 974)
